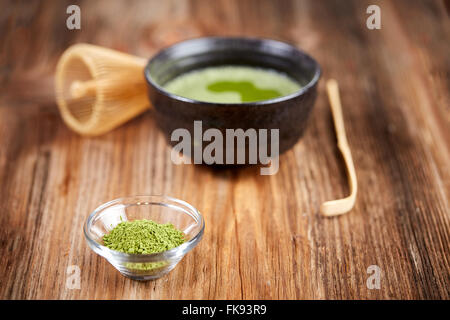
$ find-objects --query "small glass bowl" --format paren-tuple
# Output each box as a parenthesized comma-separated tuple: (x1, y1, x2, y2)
(84, 195, 205, 281)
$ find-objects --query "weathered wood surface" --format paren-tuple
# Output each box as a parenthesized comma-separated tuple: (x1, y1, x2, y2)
(0, 0, 449, 299)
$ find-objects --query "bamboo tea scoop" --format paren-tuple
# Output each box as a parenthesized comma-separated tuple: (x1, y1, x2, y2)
(55, 43, 150, 136)
(320, 79, 357, 216)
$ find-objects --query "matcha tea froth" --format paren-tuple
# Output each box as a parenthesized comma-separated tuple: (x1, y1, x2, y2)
(163, 66, 301, 103)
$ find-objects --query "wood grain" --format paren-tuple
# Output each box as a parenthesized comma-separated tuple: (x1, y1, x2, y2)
(0, 0, 449, 299)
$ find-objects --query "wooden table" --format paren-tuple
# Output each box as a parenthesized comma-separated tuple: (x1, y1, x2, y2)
(1, 0, 449, 299)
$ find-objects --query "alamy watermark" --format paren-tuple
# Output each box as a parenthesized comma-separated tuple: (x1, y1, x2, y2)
(66, 265, 81, 290)
(66, 5, 81, 30)
(171, 121, 279, 175)
(366, 265, 381, 289)
(366, 5, 381, 30)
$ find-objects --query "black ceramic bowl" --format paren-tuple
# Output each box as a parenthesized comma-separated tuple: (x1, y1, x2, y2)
(144, 37, 320, 164)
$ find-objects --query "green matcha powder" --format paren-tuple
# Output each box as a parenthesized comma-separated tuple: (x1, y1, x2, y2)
(103, 219, 185, 272)
(103, 219, 185, 254)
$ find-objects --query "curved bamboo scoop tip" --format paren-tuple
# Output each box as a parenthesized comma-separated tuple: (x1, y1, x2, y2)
(320, 79, 358, 217)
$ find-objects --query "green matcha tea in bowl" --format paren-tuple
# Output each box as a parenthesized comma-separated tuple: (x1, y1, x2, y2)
(84, 195, 204, 280)
(163, 65, 301, 103)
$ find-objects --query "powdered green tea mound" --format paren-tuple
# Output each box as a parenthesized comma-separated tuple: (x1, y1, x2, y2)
(103, 219, 185, 254)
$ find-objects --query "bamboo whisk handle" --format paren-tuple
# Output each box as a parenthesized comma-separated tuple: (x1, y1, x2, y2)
(70, 80, 97, 99)
(55, 43, 151, 136)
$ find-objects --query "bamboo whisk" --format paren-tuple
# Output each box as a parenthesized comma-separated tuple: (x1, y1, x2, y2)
(55, 43, 150, 136)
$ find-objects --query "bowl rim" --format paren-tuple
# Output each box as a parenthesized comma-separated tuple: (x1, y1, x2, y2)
(84, 195, 205, 261)
(144, 36, 321, 106)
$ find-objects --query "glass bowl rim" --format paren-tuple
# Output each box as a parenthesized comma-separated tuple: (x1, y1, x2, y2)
(84, 195, 205, 261)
